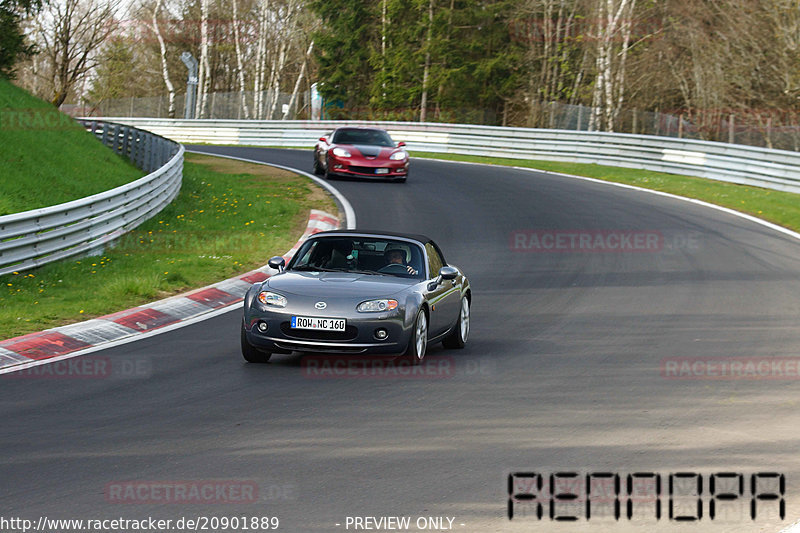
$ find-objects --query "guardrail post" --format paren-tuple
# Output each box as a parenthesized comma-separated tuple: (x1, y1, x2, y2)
(135, 133, 145, 169)
(149, 135, 157, 172)
(121, 125, 130, 160)
(101, 123, 110, 147)
(145, 134, 154, 172)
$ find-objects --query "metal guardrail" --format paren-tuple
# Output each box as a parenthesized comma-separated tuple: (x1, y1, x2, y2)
(0, 121, 184, 276)
(105, 118, 800, 195)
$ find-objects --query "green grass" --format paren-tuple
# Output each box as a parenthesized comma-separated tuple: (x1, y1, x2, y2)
(0, 153, 337, 339)
(410, 151, 800, 233)
(0, 79, 142, 215)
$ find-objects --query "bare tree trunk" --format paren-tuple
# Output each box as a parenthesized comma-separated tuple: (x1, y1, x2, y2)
(231, 0, 250, 119)
(254, 0, 269, 118)
(268, 42, 288, 119)
(589, 0, 636, 132)
(196, 0, 210, 117)
(283, 40, 313, 120)
(151, 0, 176, 118)
(380, 0, 387, 102)
(520, 0, 579, 128)
(419, 0, 434, 122)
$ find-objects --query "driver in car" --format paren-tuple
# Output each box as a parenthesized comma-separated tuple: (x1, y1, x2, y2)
(382, 248, 418, 275)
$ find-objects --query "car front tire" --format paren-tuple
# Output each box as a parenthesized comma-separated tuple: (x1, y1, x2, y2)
(443, 296, 469, 349)
(241, 322, 272, 363)
(323, 156, 335, 180)
(313, 154, 324, 175)
(405, 309, 428, 365)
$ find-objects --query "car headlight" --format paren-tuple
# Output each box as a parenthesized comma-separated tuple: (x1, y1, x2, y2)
(258, 291, 287, 307)
(332, 147, 351, 157)
(357, 299, 398, 313)
(390, 151, 407, 160)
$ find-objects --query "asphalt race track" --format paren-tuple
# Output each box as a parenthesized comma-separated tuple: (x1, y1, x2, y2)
(3, 147, 800, 533)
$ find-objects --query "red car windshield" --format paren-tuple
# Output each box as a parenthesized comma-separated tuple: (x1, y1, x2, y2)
(332, 128, 395, 147)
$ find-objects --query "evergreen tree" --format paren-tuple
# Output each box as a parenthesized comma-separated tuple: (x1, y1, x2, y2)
(310, 0, 379, 117)
(0, 0, 42, 78)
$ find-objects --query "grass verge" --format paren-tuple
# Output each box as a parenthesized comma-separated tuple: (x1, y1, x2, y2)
(0, 153, 337, 339)
(0, 79, 143, 215)
(410, 151, 800, 233)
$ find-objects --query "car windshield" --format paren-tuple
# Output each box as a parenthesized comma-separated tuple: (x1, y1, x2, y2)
(289, 237, 425, 279)
(331, 128, 395, 147)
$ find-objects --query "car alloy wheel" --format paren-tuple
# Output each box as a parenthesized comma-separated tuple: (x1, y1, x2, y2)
(443, 296, 469, 349)
(407, 310, 428, 365)
(459, 297, 470, 343)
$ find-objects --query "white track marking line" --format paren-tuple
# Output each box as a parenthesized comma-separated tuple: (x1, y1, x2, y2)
(421, 155, 800, 243)
(0, 152, 353, 374)
(187, 149, 357, 229)
(0, 303, 241, 375)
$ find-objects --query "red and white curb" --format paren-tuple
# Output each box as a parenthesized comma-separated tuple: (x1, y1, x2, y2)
(0, 209, 339, 374)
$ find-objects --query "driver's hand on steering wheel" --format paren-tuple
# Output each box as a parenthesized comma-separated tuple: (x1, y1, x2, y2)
(406, 265, 417, 275)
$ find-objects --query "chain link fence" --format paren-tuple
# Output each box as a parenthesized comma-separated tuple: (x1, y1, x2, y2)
(63, 90, 304, 121)
(525, 101, 800, 152)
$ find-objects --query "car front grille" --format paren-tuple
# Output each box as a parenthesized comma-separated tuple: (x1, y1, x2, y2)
(280, 322, 359, 341)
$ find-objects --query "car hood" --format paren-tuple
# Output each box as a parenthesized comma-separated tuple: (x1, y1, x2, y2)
(346, 144, 395, 159)
(265, 271, 414, 298)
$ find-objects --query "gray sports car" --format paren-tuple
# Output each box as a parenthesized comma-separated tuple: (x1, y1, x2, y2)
(241, 230, 470, 364)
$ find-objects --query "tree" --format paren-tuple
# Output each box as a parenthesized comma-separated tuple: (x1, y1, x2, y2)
(588, 0, 638, 132)
(230, 0, 249, 118)
(0, 0, 42, 78)
(88, 38, 143, 103)
(195, 0, 210, 116)
(150, 0, 176, 117)
(310, 0, 378, 117)
(35, 0, 120, 107)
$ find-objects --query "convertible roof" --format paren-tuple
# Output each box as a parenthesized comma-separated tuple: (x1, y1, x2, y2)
(311, 229, 434, 244)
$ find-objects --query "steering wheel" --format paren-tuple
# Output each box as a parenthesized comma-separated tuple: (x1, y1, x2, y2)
(378, 263, 411, 274)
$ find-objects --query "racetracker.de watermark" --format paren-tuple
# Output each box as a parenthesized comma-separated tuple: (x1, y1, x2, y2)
(511, 230, 663, 252)
(301, 355, 456, 379)
(661, 357, 800, 380)
(3, 356, 152, 380)
(105, 481, 262, 504)
(1, 109, 80, 131)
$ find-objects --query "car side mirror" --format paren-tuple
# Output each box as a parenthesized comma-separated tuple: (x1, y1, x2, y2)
(428, 266, 458, 290)
(268, 256, 286, 272)
(319, 137, 327, 142)
(439, 266, 458, 280)
(397, 141, 406, 147)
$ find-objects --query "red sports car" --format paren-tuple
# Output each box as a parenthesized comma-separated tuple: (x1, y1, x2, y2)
(313, 127, 409, 182)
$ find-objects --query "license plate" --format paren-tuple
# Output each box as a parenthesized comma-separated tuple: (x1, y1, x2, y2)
(291, 316, 346, 331)
(375, 168, 390, 174)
